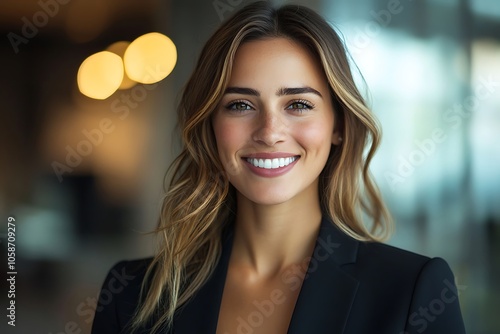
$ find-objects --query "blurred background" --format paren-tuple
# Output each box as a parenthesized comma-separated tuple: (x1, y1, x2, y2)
(0, 0, 499, 333)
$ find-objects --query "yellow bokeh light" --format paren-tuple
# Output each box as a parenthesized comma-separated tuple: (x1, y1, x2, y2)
(124, 32, 177, 84)
(77, 51, 124, 100)
(106, 41, 137, 90)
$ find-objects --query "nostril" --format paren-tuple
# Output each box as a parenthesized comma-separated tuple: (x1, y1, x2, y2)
(251, 124, 286, 146)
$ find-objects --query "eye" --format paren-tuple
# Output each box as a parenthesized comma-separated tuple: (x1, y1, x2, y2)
(286, 100, 314, 112)
(225, 100, 253, 112)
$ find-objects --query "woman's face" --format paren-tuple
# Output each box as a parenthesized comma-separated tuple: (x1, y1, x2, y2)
(212, 37, 341, 206)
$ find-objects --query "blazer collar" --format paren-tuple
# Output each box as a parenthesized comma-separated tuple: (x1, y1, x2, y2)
(174, 217, 360, 334)
(287, 217, 360, 334)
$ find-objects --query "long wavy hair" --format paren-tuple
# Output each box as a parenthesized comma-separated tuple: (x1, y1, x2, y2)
(132, 1, 392, 332)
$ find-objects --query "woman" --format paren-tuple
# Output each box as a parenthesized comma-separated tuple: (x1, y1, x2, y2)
(92, 1, 466, 333)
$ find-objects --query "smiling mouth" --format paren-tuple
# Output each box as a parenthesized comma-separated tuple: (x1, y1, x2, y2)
(244, 156, 299, 169)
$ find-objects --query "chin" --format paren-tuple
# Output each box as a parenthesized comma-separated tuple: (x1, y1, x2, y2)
(237, 188, 298, 206)
(252, 197, 293, 206)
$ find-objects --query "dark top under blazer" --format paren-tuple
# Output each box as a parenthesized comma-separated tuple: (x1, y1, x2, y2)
(92, 218, 466, 333)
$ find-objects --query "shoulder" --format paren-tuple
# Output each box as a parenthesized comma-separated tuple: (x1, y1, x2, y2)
(91, 257, 154, 334)
(357, 241, 432, 274)
(345, 242, 466, 333)
(320, 218, 460, 293)
(99, 257, 153, 301)
(105, 257, 153, 280)
(353, 241, 456, 292)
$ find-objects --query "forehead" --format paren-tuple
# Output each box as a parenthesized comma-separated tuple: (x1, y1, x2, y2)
(229, 37, 328, 90)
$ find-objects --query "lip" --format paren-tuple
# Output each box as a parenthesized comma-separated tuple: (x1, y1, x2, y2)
(243, 152, 299, 159)
(242, 154, 300, 178)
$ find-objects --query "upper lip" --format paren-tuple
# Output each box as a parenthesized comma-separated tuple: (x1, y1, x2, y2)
(243, 152, 300, 159)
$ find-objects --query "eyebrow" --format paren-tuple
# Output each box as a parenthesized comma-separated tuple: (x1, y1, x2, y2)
(224, 87, 260, 96)
(277, 87, 323, 98)
(224, 86, 323, 98)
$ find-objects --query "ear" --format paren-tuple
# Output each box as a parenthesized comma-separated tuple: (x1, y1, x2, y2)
(331, 129, 343, 145)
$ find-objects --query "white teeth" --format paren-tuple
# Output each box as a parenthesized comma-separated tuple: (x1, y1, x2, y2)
(246, 156, 297, 169)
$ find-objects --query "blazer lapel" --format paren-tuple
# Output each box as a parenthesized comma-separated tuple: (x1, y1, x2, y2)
(173, 229, 234, 333)
(287, 218, 360, 334)
(173, 217, 360, 334)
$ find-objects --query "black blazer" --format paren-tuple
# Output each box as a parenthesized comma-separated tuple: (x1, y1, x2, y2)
(92, 218, 466, 333)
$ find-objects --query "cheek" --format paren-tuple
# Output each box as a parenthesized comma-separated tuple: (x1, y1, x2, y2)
(295, 119, 334, 154)
(213, 118, 248, 177)
(213, 118, 243, 159)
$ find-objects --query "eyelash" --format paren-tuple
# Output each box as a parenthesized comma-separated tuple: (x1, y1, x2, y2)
(224, 99, 315, 113)
(225, 100, 253, 112)
(287, 99, 315, 112)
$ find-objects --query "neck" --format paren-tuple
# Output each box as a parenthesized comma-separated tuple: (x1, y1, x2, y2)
(231, 187, 322, 278)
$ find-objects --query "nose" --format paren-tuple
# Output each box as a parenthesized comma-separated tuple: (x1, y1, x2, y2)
(252, 109, 286, 146)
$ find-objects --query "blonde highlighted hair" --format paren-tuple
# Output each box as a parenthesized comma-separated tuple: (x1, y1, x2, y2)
(132, 1, 392, 332)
